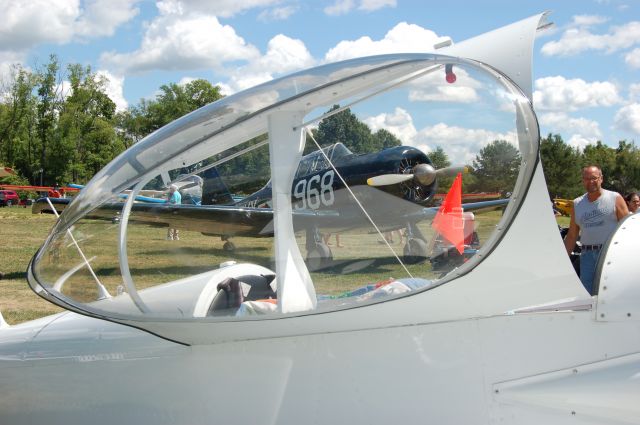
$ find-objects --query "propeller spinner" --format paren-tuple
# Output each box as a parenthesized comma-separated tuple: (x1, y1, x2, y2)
(367, 164, 467, 187)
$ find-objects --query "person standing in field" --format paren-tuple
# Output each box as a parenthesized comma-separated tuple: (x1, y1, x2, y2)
(166, 184, 182, 241)
(563, 165, 628, 295)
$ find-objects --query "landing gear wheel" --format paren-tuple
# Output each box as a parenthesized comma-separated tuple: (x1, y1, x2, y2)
(403, 238, 428, 264)
(223, 241, 236, 252)
(306, 243, 333, 271)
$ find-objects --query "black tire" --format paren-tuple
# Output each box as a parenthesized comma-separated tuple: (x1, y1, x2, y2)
(6, 200, 12, 207)
(403, 238, 428, 264)
(223, 241, 236, 252)
(306, 243, 333, 271)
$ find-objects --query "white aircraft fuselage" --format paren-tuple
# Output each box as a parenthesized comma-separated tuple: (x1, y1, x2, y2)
(1, 12, 639, 425)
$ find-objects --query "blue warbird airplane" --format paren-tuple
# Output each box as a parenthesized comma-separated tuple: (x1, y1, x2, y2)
(33, 141, 507, 267)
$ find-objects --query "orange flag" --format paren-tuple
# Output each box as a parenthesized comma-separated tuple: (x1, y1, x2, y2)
(431, 173, 464, 254)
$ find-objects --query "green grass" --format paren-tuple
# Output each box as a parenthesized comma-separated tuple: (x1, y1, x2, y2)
(0, 207, 64, 324)
(2, 205, 568, 325)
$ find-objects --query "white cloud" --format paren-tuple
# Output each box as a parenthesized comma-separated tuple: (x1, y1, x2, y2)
(629, 83, 640, 102)
(408, 68, 480, 104)
(0, 0, 77, 50)
(625, 48, 640, 68)
(0, 0, 138, 50)
(567, 134, 598, 151)
(358, 0, 396, 12)
(324, 0, 396, 16)
(572, 15, 608, 26)
(324, 0, 356, 16)
(0, 51, 28, 86)
(73, 0, 140, 38)
(100, 14, 260, 73)
(177, 76, 197, 86)
(541, 19, 640, 56)
(258, 5, 297, 21)
(414, 123, 516, 164)
(215, 81, 234, 96)
(224, 72, 273, 92)
(364, 107, 417, 143)
(156, 0, 281, 18)
(533, 76, 621, 111)
(363, 107, 516, 163)
(539, 112, 602, 150)
(99, 1, 313, 92)
(324, 22, 449, 62)
(409, 85, 478, 104)
(255, 34, 315, 74)
(614, 103, 640, 135)
(97, 70, 128, 111)
(220, 34, 314, 92)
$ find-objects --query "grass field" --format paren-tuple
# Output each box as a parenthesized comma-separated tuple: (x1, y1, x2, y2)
(1, 205, 570, 325)
(0, 207, 64, 324)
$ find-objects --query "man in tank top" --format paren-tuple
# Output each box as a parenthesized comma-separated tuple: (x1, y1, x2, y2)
(564, 165, 629, 295)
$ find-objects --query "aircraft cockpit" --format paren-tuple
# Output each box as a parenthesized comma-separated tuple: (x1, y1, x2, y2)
(27, 53, 544, 344)
(295, 143, 353, 179)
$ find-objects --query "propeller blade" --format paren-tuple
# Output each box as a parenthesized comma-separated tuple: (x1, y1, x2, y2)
(435, 165, 468, 177)
(367, 165, 468, 187)
(367, 174, 414, 186)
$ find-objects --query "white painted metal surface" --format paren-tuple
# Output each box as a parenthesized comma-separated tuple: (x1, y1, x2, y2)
(268, 111, 317, 313)
(596, 214, 640, 322)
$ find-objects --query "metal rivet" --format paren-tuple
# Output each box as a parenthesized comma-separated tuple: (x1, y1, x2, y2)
(600, 313, 605, 318)
(627, 313, 632, 317)
(603, 286, 607, 290)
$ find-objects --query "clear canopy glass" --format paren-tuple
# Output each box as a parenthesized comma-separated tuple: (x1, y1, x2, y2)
(29, 53, 539, 324)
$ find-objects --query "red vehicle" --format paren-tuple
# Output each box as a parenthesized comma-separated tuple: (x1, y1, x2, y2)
(0, 189, 19, 206)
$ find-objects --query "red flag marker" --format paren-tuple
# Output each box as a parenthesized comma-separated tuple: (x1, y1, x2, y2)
(431, 173, 464, 254)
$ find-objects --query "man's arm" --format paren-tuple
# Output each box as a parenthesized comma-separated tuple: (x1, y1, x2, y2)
(564, 208, 580, 255)
(615, 193, 630, 220)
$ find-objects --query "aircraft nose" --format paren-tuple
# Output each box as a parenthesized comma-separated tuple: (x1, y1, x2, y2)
(413, 163, 436, 186)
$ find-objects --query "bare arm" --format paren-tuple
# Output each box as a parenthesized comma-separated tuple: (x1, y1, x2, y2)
(564, 208, 580, 255)
(615, 194, 630, 220)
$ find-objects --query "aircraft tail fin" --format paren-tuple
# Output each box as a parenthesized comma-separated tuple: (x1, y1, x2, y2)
(202, 167, 234, 205)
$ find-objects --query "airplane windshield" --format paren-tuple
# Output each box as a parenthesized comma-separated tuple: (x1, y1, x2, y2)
(295, 143, 352, 178)
(29, 53, 538, 335)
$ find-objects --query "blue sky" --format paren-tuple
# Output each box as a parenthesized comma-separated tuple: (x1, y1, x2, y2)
(1, 0, 638, 150)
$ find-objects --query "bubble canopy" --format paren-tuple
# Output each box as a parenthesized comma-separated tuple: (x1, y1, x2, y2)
(28, 53, 539, 332)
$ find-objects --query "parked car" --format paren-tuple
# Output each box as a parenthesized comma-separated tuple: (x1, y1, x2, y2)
(0, 190, 19, 206)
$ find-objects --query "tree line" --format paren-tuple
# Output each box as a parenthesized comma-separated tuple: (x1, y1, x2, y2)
(1, 55, 638, 201)
(540, 135, 640, 199)
(0, 55, 223, 189)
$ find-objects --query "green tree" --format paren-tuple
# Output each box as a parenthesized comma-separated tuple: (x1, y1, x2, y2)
(539, 133, 582, 199)
(610, 141, 640, 194)
(0, 65, 38, 173)
(131, 79, 224, 135)
(428, 146, 450, 170)
(58, 64, 121, 183)
(313, 105, 374, 154)
(470, 140, 521, 192)
(34, 55, 62, 186)
(371, 128, 402, 151)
